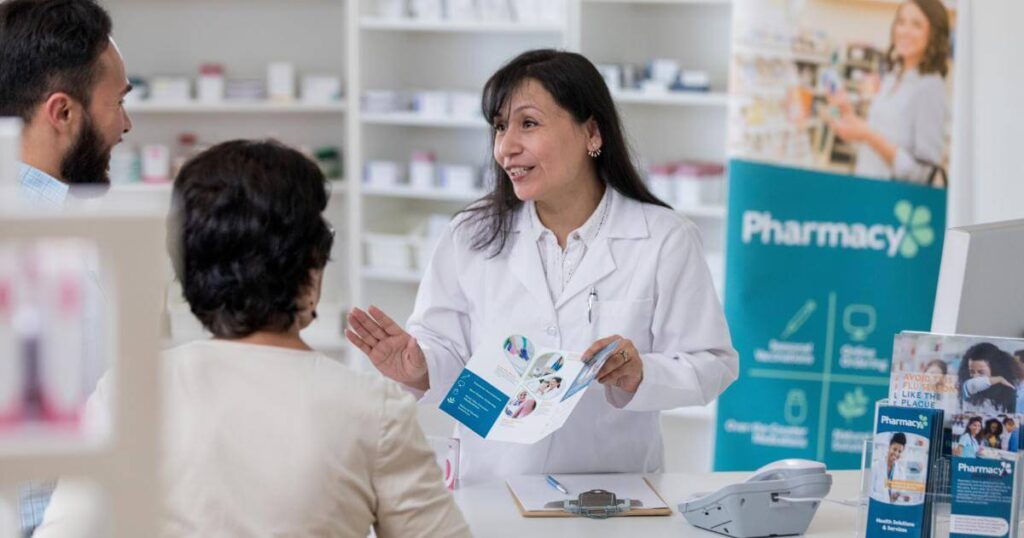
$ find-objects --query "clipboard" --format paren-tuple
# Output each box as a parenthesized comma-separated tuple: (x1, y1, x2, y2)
(506, 475, 673, 518)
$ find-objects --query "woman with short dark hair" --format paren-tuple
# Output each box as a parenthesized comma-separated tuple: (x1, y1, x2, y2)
(37, 140, 469, 538)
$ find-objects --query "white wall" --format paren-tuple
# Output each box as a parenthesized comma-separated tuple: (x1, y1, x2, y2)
(952, 0, 1024, 227)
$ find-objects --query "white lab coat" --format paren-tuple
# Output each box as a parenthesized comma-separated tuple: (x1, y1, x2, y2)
(406, 187, 738, 484)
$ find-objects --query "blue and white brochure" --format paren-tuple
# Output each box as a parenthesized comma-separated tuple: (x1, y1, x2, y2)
(439, 333, 618, 444)
(950, 456, 1022, 538)
(866, 405, 943, 538)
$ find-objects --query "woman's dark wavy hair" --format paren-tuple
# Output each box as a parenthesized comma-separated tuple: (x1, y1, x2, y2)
(167, 140, 333, 338)
(958, 342, 1019, 413)
(888, 0, 951, 78)
(966, 416, 983, 442)
(458, 49, 669, 256)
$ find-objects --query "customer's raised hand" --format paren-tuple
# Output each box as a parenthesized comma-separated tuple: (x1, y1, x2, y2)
(346, 306, 429, 391)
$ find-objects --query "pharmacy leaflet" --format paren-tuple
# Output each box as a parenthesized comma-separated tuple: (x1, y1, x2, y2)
(439, 333, 618, 443)
(865, 405, 943, 538)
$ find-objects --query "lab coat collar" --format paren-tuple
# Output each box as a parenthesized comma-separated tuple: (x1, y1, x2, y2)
(509, 187, 650, 310)
(512, 187, 648, 239)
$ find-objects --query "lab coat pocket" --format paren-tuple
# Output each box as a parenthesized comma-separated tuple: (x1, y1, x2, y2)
(594, 299, 654, 351)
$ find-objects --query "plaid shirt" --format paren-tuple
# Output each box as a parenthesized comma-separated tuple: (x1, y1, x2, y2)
(17, 162, 68, 208)
(16, 163, 66, 536)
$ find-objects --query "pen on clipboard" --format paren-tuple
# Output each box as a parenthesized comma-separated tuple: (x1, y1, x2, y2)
(545, 475, 569, 495)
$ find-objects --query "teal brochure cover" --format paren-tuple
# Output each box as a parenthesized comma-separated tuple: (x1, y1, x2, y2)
(866, 405, 943, 538)
(950, 457, 1020, 538)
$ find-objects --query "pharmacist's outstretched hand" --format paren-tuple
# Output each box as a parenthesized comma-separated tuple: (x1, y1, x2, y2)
(346, 306, 429, 391)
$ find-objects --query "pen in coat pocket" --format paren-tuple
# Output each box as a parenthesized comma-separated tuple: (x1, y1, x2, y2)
(587, 287, 598, 324)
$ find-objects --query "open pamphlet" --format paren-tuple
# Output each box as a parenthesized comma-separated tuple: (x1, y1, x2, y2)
(439, 333, 619, 443)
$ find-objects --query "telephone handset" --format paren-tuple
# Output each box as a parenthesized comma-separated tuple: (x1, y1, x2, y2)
(745, 458, 828, 483)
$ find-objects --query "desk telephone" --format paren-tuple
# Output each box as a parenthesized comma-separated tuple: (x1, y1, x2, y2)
(679, 459, 833, 538)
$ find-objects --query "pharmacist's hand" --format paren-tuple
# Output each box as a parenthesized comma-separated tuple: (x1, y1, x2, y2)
(827, 89, 854, 117)
(346, 306, 429, 391)
(829, 113, 871, 143)
(583, 335, 644, 394)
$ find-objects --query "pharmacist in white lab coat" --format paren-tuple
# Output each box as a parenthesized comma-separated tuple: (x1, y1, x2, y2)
(346, 50, 738, 485)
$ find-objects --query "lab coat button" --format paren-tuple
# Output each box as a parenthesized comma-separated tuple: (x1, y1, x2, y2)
(546, 326, 557, 336)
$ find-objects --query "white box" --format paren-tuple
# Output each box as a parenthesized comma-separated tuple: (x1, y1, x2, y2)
(150, 77, 191, 102)
(364, 234, 412, 270)
(267, 62, 295, 102)
(197, 76, 224, 103)
(446, 0, 478, 21)
(649, 58, 680, 84)
(409, 160, 436, 189)
(410, 0, 443, 19)
(410, 236, 440, 272)
(413, 91, 448, 117)
(440, 164, 476, 192)
(646, 165, 674, 206)
(301, 75, 342, 103)
(448, 92, 479, 119)
(365, 160, 403, 187)
(378, 0, 406, 18)
(141, 144, 171, 184)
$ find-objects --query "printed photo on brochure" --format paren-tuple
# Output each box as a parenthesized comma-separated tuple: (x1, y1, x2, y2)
(440, 333, 619, 444)
(951, 412, 1023, 461)
(890, 333, 1024, 425)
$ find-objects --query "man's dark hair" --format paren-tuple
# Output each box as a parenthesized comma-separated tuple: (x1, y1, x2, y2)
(0, 0, 113, 122)
(168, 140, 334, 338)
(890, 432, 907, 447)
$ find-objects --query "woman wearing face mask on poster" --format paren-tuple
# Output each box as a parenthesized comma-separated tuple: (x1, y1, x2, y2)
(828, 0, 952, 186)
(346, 49, 737, 485)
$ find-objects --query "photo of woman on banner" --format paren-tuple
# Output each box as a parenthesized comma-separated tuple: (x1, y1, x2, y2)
(957, 342, 1019, 415)
(827, 0, 951, 186)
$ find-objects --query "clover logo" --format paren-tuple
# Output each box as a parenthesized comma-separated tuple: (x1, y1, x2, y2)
(918, 415, 928, 428)
(894, 201, 935, 259)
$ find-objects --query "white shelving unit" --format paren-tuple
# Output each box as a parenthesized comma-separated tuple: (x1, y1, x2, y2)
(360, 111, 488, 128)
(104, 1, 734, 408)
(359, 17, 564, 33)
(0, 203, 166, 537)
(125, 101, 347, 114)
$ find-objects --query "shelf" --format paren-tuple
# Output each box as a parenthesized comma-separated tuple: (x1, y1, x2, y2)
(732, 45, 832, 65)
(676, 204, 726, 219)
(613, 89, 728, 107)
(109, 180, 347, 195)
(584, 0, 731, 4)
(125, 101, 347, 114)
(362, 184, 486, 202)
(360, 17, 564, 33)
(362, 266, 424, 284)
(361, 111, 489, 129)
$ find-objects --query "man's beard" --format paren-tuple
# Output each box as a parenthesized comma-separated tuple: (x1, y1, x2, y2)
(60, 114, 112, 186)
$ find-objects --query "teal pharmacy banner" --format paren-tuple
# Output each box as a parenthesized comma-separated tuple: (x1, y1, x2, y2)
(714, 159, 947, 471)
